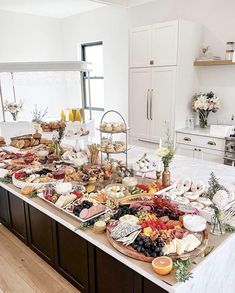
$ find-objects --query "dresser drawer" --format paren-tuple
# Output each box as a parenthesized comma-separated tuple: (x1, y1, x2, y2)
(176, 132, 225, 151)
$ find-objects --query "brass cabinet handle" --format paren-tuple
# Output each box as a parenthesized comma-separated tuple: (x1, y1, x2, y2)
(150, 60, 154, 65)
(208, 141, 216, 146)
(183, 137, 191, 141)
(146, 89, 150, 120)
(150, 89, 153, 120)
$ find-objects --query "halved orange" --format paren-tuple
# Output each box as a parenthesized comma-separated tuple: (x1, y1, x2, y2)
(152, 256, 173, 276)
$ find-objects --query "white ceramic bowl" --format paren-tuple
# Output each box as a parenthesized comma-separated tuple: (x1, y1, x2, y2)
(183, 214, 206, 232)
(55, 182, 73, 195)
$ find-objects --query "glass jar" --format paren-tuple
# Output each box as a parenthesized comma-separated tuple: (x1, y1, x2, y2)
(210, 212, 225, 236)
(226, 41, 235, 51)
(225, 42, 235, 60)
(225, 50, 234, 61)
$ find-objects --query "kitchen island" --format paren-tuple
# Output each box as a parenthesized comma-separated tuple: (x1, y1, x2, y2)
(0, 149, 235, 293)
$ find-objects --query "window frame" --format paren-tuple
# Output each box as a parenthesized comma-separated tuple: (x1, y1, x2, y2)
(81, 41, 104, 111)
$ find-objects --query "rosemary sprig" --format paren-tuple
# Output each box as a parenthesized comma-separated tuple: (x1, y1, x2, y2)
(224, 224, 235, 233)
(75, 217, 101, 230)
(0, 176, 12, 184)
(173, 259, 193, 282)
(206, 172, 221, 200)
(204, 246, 214, 257)
(28, 190, 37, 198)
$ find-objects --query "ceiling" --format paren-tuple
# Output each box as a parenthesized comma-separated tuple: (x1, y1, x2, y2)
(0, 0, 153, 18)
(0, 0, 105, 18)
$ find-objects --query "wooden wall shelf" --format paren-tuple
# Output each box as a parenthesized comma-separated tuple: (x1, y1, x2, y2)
(194, 60, 235, 66)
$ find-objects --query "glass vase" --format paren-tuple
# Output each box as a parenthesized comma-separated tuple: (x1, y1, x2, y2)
(210, 210, 225, 236)
(199, 110, 209, 128)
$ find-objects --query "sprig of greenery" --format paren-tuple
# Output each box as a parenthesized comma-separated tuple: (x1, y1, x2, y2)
(162, 126, 174, 167)
(224, 224, 235, 233)
(31, 104, 48, 123)
(206, 172, 221, 200)
(173, 259, 193, 282)
(0, 176, 12, 184)
(204, 246, 214, 257)
(75, 217, 101, 231)
(29, 190, 37, 198)
(58, 127, 65, 144)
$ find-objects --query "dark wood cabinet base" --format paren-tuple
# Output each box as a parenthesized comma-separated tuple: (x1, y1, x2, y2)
(0, 189, 169, 293)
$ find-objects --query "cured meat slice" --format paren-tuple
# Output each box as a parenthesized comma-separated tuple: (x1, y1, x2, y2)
(79, 208, 89, 219)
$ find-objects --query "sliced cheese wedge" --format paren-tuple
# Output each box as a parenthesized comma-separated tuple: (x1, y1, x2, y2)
(182, 234, 201, 252)
(55, 194, 77, 208)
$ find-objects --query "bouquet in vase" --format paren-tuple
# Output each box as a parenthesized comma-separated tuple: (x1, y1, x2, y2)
(4, 100, 23, 121)
(192, 92, 220, 128)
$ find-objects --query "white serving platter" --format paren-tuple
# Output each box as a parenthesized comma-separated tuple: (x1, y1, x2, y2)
(37, 192, 110, 223)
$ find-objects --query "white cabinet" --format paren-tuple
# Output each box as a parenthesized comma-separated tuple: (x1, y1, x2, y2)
(176, 144, 195, 158)
(129, 68, 151, 139)
(129, 67, 176, 144)
(129, 21, 178, 68)
(150, 67, 176, 141)
(201, 148, 224, 164)
(129, 20, 203, 148)
(129, 26, 152, 68)
(151, 21, 178, 66)
(175, 130, 225, 164)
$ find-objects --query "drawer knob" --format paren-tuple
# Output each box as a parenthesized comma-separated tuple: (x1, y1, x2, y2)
(208, 141, 216, 146)
(183, 137, 191, 142)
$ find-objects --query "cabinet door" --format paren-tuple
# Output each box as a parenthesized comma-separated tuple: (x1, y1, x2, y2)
(175, 143, 195, 158)
(92, 247, 134, 293)
(149, 67, 176, 141)
(129, 25, 152, 67)
(8, 193, 27, 243)
(201, 148, 224, 164)
(0, 187, 10, 227)
(129, 68, 151, 140)
(55, 223, 89, 292)
(152, 21, 178, 66)
(27, 205, 54, 265)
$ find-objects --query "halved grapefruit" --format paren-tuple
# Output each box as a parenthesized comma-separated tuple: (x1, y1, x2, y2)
(152, 256, 173, 276)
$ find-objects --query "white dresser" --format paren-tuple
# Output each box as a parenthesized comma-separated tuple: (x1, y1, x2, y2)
(175, 128, 225, 163)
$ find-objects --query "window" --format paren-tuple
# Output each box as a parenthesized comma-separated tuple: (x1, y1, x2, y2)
(81, 41, 104, 111)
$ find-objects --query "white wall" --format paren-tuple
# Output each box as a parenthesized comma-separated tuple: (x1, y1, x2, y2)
(61, 6, 129, 124)
(0, 10, 68, 121)
(0, 10, 62, 62)
(128, 0, 235, 126)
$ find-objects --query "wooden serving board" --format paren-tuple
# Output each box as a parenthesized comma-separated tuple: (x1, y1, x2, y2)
(106, 229, 208, 263)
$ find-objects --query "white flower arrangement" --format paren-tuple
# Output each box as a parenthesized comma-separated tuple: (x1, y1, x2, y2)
(4, 100, 23, 121)
(156, 128, 174, 168)
(192, 92, 220, 113)
(156, 147, 170, 158)
(192, 91, 220, 128)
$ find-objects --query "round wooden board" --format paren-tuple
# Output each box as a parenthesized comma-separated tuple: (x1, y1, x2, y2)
(106, 229, 208, 263)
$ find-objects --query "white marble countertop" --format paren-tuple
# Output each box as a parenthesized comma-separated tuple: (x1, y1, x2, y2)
(118, 145, 235, 190)
(176, 127, 226, 139)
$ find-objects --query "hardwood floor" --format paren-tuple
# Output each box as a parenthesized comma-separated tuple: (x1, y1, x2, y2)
(0, 224, 80, 293)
